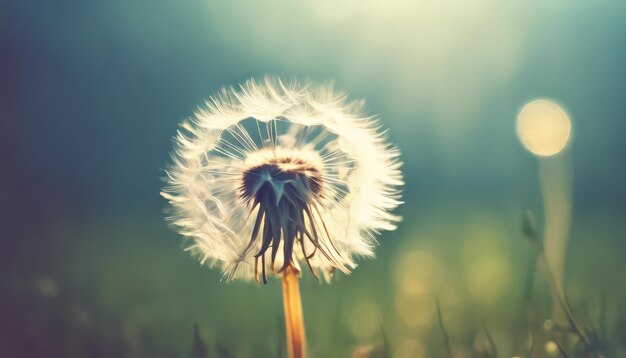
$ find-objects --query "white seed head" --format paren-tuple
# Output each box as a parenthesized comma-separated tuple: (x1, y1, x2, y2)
(161, 77, 403, 283)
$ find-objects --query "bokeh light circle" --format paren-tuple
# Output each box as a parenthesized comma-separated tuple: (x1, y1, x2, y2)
(516, 99, 572, 156)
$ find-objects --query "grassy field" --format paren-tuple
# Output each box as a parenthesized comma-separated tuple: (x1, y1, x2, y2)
(2, 204, 624, 357)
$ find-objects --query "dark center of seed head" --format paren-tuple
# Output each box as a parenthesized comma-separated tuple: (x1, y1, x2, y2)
(239, 159, 324, 284)
(240, 161, 323, 205)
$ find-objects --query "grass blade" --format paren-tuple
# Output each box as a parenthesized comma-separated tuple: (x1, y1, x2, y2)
(436, 297, 453, 358)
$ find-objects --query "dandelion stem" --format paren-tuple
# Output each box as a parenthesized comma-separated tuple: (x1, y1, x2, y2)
(282, 265, 307, 358)
(538, 156, 572, 325)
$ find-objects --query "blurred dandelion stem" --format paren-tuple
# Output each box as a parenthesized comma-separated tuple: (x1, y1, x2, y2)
(282, 265, 307, 358)
(538, 155, 572, 326)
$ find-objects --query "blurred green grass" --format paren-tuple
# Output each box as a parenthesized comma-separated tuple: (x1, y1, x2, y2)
(2, 204, 625, 357)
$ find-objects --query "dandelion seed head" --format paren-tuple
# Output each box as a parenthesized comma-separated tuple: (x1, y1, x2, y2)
(162, 76, 403, 283)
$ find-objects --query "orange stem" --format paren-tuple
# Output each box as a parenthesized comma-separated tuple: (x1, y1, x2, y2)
(282, 265, 307, 358)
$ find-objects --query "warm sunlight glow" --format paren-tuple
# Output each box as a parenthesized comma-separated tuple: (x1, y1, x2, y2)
(516, 99, 572, 156)
(348, 301, 380, 339)
(395, 339, 426, 358)
(394, 250, 440, 296)
(393, 249, 440, 328)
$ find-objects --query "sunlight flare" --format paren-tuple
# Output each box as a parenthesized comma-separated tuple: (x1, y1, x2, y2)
(516, 99, 572, 157)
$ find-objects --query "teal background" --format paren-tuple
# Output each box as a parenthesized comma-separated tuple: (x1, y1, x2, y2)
(1, 1, 625, 356)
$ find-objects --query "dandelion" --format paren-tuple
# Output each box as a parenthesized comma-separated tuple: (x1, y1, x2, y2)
(516, 99, 573, 326)
(161, 77, 403, 357)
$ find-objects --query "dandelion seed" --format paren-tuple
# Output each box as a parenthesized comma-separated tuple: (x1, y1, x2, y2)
(162, 77, 403, 357)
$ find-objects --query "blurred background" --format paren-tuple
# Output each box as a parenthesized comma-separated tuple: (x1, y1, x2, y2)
(1, 0, 625, 357)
